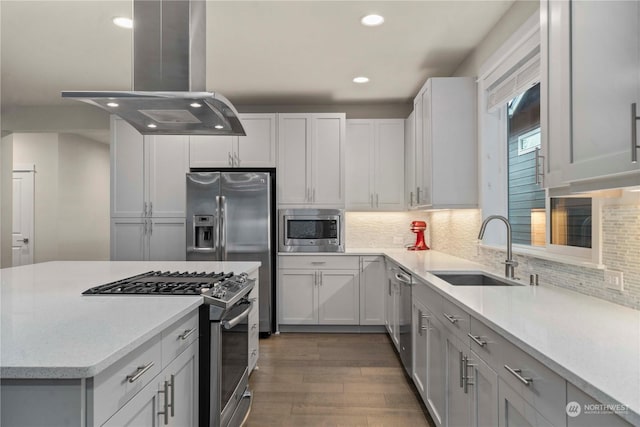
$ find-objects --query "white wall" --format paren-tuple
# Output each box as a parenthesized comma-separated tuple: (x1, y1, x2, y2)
(11, 132, 110, 263)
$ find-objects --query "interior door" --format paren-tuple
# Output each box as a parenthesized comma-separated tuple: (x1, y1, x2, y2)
(12, 168, 34, 266)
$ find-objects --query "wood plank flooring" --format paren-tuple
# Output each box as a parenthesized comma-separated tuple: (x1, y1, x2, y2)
(245, 333, 435, 427)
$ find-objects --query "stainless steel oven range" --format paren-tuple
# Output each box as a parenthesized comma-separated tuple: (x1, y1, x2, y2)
(82, 270, 256, 427)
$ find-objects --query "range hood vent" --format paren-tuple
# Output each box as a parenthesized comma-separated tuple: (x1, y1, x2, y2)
(62, 0, 245, 136)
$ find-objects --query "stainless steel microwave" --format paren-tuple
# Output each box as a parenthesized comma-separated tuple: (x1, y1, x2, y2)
(278, 209, 344, 252)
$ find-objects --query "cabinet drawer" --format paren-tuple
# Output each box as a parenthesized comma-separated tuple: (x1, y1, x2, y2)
(413, 280, 443, 315)
(435, 295, 470, 341)
(500, 336, 566, 426)
(279, 255, 359, 270)
(93, 335, 162, 426)
(161, 311, 199, 368)
(469, 316, 504, 368)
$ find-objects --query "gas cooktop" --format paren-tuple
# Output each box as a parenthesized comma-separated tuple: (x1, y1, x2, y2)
(82, 270, 254, 309)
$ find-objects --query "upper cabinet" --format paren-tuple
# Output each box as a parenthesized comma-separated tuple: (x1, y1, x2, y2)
(277, 113, 345, 207)
(543, 0, 640, 190)
(111, 117, 188, 218)
(346, 119, 405, 211)
(409, 77, 478, 209)
(190, 113, 277, 168)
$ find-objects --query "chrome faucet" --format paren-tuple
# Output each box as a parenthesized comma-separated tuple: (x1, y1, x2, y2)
(477, 215, 518, 279)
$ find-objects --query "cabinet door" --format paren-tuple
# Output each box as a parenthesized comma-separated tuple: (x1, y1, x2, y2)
(359, 256, 386, 325)
(405, 111, 416, 208)
(311, 114, 345, 206)
(278, 269, 317, 324)
(111, 218, 146, 261)
(101, 378, 161, 427)
(278, 114, 311, 205)
(413, 90, 425, 207)
(346, 119, 375, 210)
(569, 0, 640, 180)
(374, 119, 405, 210)
(566, 382, 632, 427)
(165, 342, 198, 427)
(498, 378, 554, 427)
(317, 269, 359, 325)
(147, 136, 188, 217)
(148, 219, 186, 261)
(412, 299, 428, 400)
(468, 350, 499, 427)
(189, 135, 235, 168)
(426, 315, 446, 427)
(237, 113, 277, 167)
(111, 117, 145, 217)
(446, 333, 471, 427)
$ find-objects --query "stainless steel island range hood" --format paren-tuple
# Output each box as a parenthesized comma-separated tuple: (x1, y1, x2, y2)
(62, 0, 245, 136)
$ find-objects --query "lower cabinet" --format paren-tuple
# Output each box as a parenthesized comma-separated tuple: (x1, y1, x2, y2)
(278, 268, 359, 325)
(359, 256, 386, 325)
(102, 341, 198, 427)
(566, 382, 632, 427)
(498, 377, 554, 427)
(111, 218, 186, 261)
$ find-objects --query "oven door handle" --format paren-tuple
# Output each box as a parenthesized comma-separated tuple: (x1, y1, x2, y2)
(222, 301, 253, 330)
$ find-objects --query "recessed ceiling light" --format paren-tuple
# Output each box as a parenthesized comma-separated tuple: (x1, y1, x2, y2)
(106, 102, 119, 108)
(361, 14, 384, 27)
(113, 17, 133, 29)
(214, 125, 224, 130)
(190, 102, 202, 108)
(147, 123, 157, 129)
(353, 76, 370, 84)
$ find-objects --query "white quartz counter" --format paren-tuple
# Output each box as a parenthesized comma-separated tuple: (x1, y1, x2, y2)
(0, 261, 260, 379)
(281, 248, 640, 424)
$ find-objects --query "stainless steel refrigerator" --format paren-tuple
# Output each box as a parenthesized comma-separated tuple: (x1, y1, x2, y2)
(186, 171, 275, 335)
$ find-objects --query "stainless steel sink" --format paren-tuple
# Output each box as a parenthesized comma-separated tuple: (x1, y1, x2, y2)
(434, 273, 517, 286)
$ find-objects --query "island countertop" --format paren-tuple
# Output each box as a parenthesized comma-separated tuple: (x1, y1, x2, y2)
(0, 261, 260, 379)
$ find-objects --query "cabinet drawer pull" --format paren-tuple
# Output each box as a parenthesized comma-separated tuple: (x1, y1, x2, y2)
(126, 361, 154, 383)
(310, 261, 326, 265)
(504, 364, 533, 386)
(468, 333, 486, 347)
(459, 351, 464, 388)
(444, 313, 459, 324)
(169, 374, 175, 417)
(158, 379, 169, 425)
(178, 328, 196, 340)
(632, 103, 640, 163)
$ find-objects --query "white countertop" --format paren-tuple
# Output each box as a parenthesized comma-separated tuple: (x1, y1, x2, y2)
(0, 261, 260, 379)
(282, 248, 640, 424)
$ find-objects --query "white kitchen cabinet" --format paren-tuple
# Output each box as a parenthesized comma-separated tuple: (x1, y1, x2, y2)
(277, 113, 345, 207)
(425, 313, 446, 427)
(278, 255, 359, 325)
(446, 333, 471, 427)
(111, 218, 186, 261)
(359, 256, 386, 325)
(102, 340, 198, 427)
(405, 111, 417, 208)
(190, 113, 277, 168)
(412, 298, 428, 400)
(542, 0, 640, 190)
(277, 267, 358, 325)
(498, 377, 554, 427)
(468, 350, 499, 427)
(409, 77, 477, 209)
(111, 117, 189, 218)
(566, 382, 632, 427)
(346, 119, 404, 211)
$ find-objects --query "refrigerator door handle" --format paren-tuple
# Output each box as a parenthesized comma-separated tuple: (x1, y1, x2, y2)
(220, 195, 227, 260)
(215, 195, 221, 259)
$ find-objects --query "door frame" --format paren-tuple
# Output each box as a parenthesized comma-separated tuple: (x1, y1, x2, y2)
(12, 163, 35, 266)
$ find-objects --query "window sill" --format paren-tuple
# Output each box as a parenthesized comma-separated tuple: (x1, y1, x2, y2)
(478, 243, 605, 270)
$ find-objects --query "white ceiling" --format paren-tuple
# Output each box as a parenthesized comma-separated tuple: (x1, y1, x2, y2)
(1, 1, 516, 109)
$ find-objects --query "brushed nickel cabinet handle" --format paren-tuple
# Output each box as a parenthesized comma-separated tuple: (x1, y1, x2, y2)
(632, 103, 640, 163)
(410, 191, 414, 206)
(376, 193, 379, 207)
(126, 361, 154, 383)
(459, 351, 464, 388)
(228, 152, 233, 166)
(311, 261, 326, 265)
(143, 202, 148, 217)
(464, 356, 475, 394)
(370, 194, 374, 207)
(158, 379, 169, 425)
(468, 333, 487, 347)
(504, 364, 533, 386)
(444, 313, 459, 324)
(149, 202, 153, 217)
(169, 374, 175, 417)
(416, 187, 421, 204)
(178, 328, 196, 340)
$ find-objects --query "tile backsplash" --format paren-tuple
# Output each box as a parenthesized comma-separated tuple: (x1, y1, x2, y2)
(346, 201, 640, 310)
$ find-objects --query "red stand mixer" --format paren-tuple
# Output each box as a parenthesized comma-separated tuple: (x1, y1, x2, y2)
(408, 221, 430, 251)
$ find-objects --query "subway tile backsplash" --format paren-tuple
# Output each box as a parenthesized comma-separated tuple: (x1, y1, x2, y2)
(346, 205, 640, 310)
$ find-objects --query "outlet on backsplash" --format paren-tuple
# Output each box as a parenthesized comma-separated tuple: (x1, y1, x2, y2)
(604, 270, 624, 292)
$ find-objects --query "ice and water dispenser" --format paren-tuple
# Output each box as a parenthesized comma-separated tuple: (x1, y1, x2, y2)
(194, 215, 214, 250)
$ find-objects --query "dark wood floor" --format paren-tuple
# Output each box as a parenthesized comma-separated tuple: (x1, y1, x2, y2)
(245, 333, 435, 427)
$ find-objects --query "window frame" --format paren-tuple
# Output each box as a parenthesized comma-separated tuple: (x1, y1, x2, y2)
(477, 11, 601, 265)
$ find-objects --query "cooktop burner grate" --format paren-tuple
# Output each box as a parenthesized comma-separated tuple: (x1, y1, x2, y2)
(82, 271, 235, 295)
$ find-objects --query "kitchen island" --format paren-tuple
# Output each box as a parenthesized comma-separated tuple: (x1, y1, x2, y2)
(0, 260, 260, 427)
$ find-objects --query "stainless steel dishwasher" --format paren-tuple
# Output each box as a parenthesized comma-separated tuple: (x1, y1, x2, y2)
(389, 263, 413, 375)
